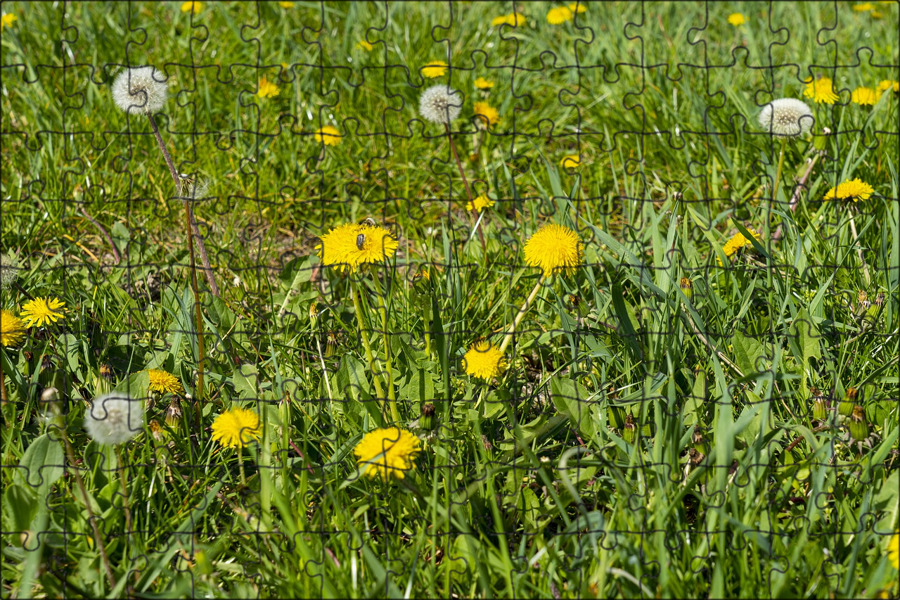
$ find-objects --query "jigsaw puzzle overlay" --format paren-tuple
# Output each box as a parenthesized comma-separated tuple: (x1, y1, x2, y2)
(1, 1, 898, 598)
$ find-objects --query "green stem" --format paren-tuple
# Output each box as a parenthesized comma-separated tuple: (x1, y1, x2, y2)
(498, 277, 544, 355)
(376, 276, 401, 424)
(771, 138, 788, 210)
(350, 281, 387, 404)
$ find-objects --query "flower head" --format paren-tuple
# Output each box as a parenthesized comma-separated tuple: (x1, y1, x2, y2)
(560, 154, 581, 169)
(181, 1, 202, 14)
(889, 532, 899, 570)
(356, 39, 374, 52)
(257, 77, 280, 99)
(211, 407, 261, 449)
(419, 84, 463, 125)
(147, 369, 184, 395)
(758, 98, 814, 137)
(1, 310, 26, 347)
(1, 252, 21, 289)
(473, 101, 500, 127)
(1, 13, 17, 30)
(84, 393, 144, 446)
(568, 2, 587, 13)
(112, 67, 169, 114)
(354, 427, 421, 480)
(547, 6, 573, 24)
(491, 13, 525, 27)
(877, 79, 899, 95)
(523, 223, 584, 276)
(421, 61, 448, 79)
(823, 178, 874, 203)
(467, 194, 495, 212)
(314, 125, 342, 146)
(278, 1, 295, 7)
(852, 2, 874, 11)
(317, 222, 399, 273)
(474, 77, 494, 90)
(20, 297, 66, 328)
(722, 227, 762, 260)
(727, 13, 746, 26)
(803, 77, 839, 104)
(851, 86, 877, 106)
(463, 341, 506, 380)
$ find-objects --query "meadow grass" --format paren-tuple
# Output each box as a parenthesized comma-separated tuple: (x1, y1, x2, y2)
(1, 1, 899, 598)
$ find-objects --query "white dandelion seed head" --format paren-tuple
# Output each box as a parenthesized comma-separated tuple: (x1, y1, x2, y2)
(111, 66, 169, 114)
(758, 98, 814, 137)
(0, 251, 22, 289)
(419, 84, 463, 125)
(179, 176, 209, 200)
(84, 393, 144, 446)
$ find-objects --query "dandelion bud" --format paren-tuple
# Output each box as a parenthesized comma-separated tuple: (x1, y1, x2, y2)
(84, 392, 144, 446)
(111, 66, 169, 115)
(421, 402, 436, 431)
(680, 277, 693, 301)
(419, 84, 463, 125)
(848, 405, 868, 441)
(309, 302, 318, 326)
(623, 413, 636, 443)
(165, 397, 183, 428)
(758, 98, 814, 137)
(838, 401, 854, 417)
(812, 399, 828, 421)
(148, 419, 165, 442)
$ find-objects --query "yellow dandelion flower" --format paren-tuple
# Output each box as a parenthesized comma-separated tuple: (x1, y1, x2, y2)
(20, 297, 66, 328)
(181, 1, 202, 15)
(823, 178, 874, 203)
(354, 427, 421, 480)
(474, 77, 494, 90)
(473, 101, 500, 127)
(314, 125, 342, 146)
(523, 223, 584, 276)
(491, 13, 525, 27)
(1, 310, 26, 347)
(877, 79, 899, 94)
(356, 39, 374, 51)
(421, 61, 448, 78)
(211, 408, 261, 449)
(851, 86, 877, 105)
(889, 532, 899, 570)
(803, 77, 839, 104)
(1, 13, 18, 30)
(147, 369, 184, 395)
(467, 194, 495, 212)
(568, 3, 587, 13)
(278, 1, 295, 7)
(852, 2, 874, 11)
(722, 228, 762, 260)
(547, 6, 573, 24)
(317, 222, 399, 273)
(727, 13, 746, 26)
(463, 341, 506, 380)
(257, 77, 280, 99)
(560, 154, 581, 169)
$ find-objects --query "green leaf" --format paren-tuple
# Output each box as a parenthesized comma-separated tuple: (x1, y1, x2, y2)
(17, 433, 65, 491)
(732, 329, 767, 374)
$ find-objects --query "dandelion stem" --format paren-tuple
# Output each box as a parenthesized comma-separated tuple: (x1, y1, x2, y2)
(0, 367, 7, 404)
(847, 209, 871, 286)
(376, 276, 401, 423)
(498, 277, 544, 354)
(350, 281, 387, 410)
(114, 446, 133, 539)
(79, 207, 121, 264)
(771, 137, 788, 209)
(445, 124, 487, 253)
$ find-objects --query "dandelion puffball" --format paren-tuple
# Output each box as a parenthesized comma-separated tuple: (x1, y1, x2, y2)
(111, 66, 169, 114)
(758, 98, 814, 137)
(419, 84, 463, 125)
(84, 393, 144, 445)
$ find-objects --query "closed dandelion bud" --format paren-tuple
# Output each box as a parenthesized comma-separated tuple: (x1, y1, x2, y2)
(148, 419, 165, 442)
(846, 386, 859, 402)
(165, 397, 183, 428)
(309, 302, 318, 326)
(838, 401, 854, 417)
(421, 402, 436, 431)
(623, 413, 636, 443)
(813, 127, 831, 152)
(848, 405, 868, 441)
(812, 399, 828, 421)
(680, 277, 693, 301)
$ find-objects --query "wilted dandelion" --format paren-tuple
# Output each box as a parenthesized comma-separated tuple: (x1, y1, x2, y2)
(421, 61, 448, 78)
(181, 1, 202, 14)
(111, 67, 169, 114)
(523, 223, 584, 277)
(419, 84, 463, 125)
(727, 13, 746, 26)
(147, 369, 184, 395)
(356, 39, 373, 51)
(823, 178, 874, 203)
(1, 13, 17, 30)
(0, 252, 21, 289)
(560, 155, 581, 169)
(314, 125, 342, 146)
(758, 98, 814, 137)
(85, 393, 144, 446)
(473, 101, 499, 127)
(463, 341, 506, 380)
(211, 407, 261, 449)
(491, 13, 525, 27)
(1, 310, 26, 347)
(467, 194, 495, 212)
(721, 228, 762, 261)
(474, 77, 494, 90)
(547, 6, 573, 24)
(803, 77, 839, 104)
(317, 222, 398, 273)
(20, 297, 66, 328)
(257, 77, 280, 99)
(851, 86, 877, 106)
(354, 427, 421, 480)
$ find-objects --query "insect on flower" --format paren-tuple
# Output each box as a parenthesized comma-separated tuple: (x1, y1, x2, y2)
(356, 233, 366, 250)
